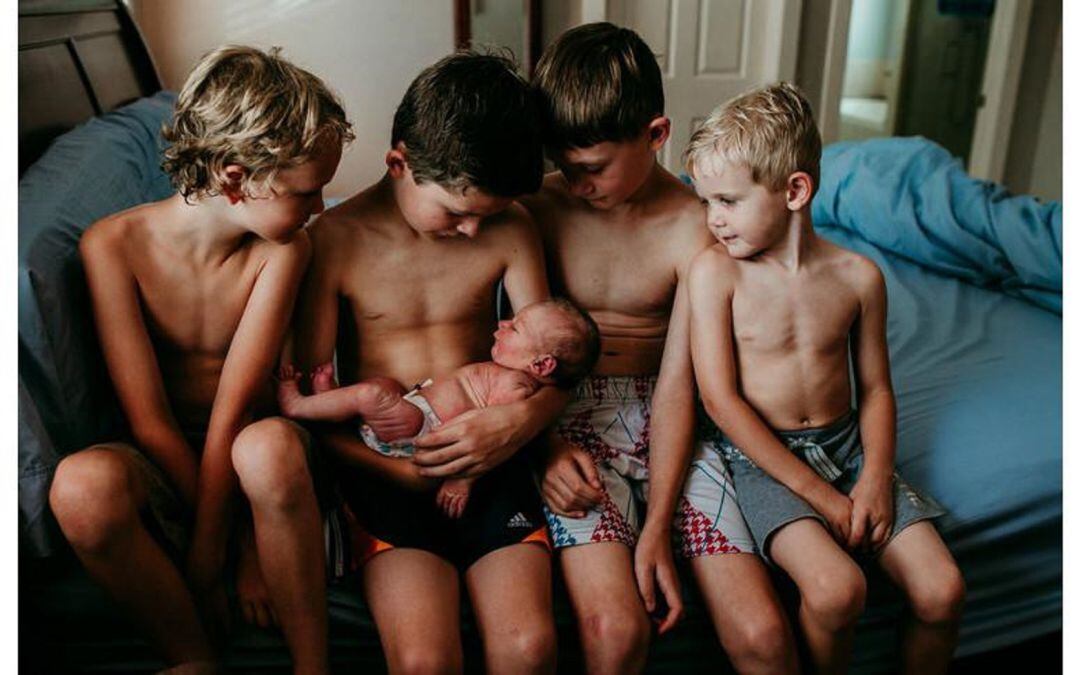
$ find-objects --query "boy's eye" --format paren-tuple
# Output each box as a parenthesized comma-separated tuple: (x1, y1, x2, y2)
(582, 165, 603, 174)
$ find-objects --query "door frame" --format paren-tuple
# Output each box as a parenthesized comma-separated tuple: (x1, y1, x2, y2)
(821, 0, 1032, 178)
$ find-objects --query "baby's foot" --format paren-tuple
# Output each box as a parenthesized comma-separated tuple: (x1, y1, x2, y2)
(276, 365, 305, 417)
(436, 478, 473, 519)
(311, 362, 337, 394)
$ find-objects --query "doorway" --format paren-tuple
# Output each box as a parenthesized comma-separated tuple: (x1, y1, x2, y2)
(838, 0, 993, 165)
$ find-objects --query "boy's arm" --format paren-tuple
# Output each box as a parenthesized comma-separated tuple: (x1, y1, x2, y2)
(636, 272, 695, 634)
(413, 208, 568, 477)
(849, 262, 896, 550)
(188, 236, 312, 592)
(292, 222, 436, 490)
(80, 225, 200, 505)
(688, 250, 853, 542)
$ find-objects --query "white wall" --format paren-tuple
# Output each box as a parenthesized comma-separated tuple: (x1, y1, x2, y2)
(128, 0, 454, 199)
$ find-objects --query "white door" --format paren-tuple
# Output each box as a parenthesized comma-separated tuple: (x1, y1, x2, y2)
(603, 0, 803, 173)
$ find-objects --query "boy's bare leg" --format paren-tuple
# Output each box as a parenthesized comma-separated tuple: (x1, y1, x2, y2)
(690, 552, 800, 674)
(877, 522, 965, 675)
(436, 477, 476, 519)
(561, 542, 651, 675)
(363, 548, 464, 674)
(465, 543, 557, 674)
(769, 519, 867, 675)
(48, 447, 215, 666)
(232, 418, 328, 675)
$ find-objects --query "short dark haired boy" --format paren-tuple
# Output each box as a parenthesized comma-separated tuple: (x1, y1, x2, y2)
(525, 23, 798, 673)
(292, 51, 564, 672)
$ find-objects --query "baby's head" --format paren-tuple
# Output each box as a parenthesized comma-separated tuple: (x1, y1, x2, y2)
(684, 82, 821, 258)
(163, 46, 353, 203)
(491, 299, 601, 387)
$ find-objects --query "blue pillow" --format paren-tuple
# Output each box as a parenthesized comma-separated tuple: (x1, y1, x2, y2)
(19, 91, 177, 556)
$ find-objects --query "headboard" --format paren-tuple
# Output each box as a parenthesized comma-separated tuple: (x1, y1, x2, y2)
(19, 0, 161, 175)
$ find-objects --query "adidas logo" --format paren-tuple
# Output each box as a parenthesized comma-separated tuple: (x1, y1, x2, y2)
(507, 512, 533, 529)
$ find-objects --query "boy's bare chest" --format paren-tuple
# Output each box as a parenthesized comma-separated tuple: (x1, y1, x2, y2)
(133, 254, 259, 355)
(344, 240, 504, 327)
(731, 276, 859, 355)
(547, 220, 676, 317)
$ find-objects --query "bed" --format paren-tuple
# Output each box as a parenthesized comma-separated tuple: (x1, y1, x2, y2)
(19, 3, 1061, 673)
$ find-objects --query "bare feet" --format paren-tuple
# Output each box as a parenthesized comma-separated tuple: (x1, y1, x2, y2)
(276, 364, 304, 417)
(436, 478, 474, 519)
(311, 362, 337, 394)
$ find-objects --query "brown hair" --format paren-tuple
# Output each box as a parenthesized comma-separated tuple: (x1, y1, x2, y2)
(162, 45, 353, 200)
(685, 82, 821, 192)
(391, 50, 543, 197)
(533, 22, 664, 150)
(533, 298, 601, 387)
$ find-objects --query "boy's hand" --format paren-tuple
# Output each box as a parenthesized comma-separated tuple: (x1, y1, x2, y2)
(808, 485, 854, 546)
(539, 438, 604, 518)
(413, 407, 519, 478)
(634, 524, 684, 634)
(848, 471, 894, 551)
(187, 552, 231, 645)
(236, 534, 277, 629)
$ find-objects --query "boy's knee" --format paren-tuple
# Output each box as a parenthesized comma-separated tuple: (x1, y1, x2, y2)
(50, 450, 138, 552)
(497, 622, 557, 670)
(909, 566, 966, 626)
(802, 565, 867, 631)
(725, 610, 794, 670)
(390, 644, 462, 675)
(581, 607, 650, 658)
(232, 418, 311, 509)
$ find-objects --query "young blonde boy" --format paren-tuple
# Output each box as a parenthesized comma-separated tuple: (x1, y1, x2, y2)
(292, 52, 564, 673)
(48, 46, 351, 674)
(524, 23, 798, 674)
(686, 82, 965, 674)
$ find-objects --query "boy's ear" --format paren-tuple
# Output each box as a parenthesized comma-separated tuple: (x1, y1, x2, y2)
(221, 164, 248, 204)
(530, 354, 558, 380)
(645, 116, 671, 151)
(786, 171, 814, 210)
(385, 142, 409, 178)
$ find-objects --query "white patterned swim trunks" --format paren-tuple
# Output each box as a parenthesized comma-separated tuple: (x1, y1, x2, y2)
(542, 375, 756, 557)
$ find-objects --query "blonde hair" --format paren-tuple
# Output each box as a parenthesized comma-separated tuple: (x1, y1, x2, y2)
(685, 82, 821, 192)
(162, 45, 354, 200)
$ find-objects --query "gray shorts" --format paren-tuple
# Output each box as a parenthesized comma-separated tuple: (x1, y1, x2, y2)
(715, 410, 945, 566)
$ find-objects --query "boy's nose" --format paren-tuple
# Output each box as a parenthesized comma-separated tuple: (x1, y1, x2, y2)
(569, 178, 594, 198)
(456, 218, 480, 238)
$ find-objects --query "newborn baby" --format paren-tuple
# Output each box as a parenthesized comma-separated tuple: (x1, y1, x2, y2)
(278, 299, 599, 517)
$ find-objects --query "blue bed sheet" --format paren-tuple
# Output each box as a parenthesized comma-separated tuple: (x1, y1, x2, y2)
(806, 137, 1061, 668)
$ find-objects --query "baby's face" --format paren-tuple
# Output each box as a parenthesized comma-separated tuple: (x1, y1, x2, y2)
(491, 304, 567, 374)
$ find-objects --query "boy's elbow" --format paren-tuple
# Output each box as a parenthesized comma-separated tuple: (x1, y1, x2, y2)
(699, 389, 739, 429)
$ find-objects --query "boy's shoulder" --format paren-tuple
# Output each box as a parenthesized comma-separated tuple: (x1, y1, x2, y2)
(816, 238, 885, 295)
(688, 244, 738, 289)
(79, 199, 166, 262)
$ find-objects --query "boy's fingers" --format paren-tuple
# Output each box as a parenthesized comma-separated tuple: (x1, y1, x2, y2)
(412, 426, 460, 450)
(848, 510, 867, 549)
(571, 451, 603, 490)
(635, 563, 656, 612)
(412, 445, 464, 466)
(417, 455, 474, 478)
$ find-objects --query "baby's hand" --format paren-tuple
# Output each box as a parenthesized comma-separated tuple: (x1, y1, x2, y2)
(435, 477, 473, 519)
(848, 472, 894, 552)
(275, 364, 304, 417)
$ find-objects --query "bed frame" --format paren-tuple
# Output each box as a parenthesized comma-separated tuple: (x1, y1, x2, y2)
(19, 0, 161, 175)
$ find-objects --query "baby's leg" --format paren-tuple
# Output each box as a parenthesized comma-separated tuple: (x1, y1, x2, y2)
(770, 519, 867, 675)
(435, 477, 476, 519)
(277, 365, 414, 431)
(877, 522, 965, 675)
